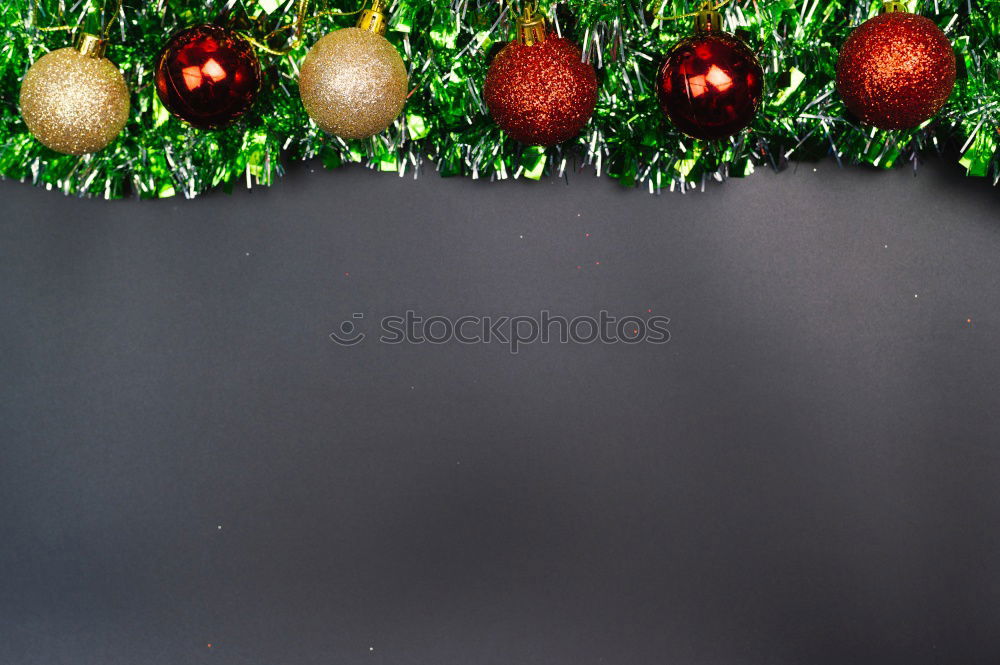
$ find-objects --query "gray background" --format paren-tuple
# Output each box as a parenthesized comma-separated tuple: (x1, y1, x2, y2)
(2, 157, 1000, 665)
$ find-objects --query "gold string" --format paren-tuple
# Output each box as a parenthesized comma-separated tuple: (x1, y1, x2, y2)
(241, 0, 368, 56)
(656, 0, 735, 21)
(101, 0, 124, 37)
(31, 0, 76, 32)
(30, 0, 124, 34)
(494, 0, 540, 21)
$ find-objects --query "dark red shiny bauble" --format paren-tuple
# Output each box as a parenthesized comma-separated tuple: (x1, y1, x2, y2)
(484, 34, 598, 146)
(154, 24, 262, 130)
(836, 12, 955, 130)
(657, 31, 763, 140)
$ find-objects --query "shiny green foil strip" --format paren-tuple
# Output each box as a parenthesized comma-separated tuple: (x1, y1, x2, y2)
(0, 0, 998, 198)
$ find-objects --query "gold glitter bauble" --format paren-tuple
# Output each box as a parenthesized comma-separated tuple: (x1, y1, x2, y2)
(20, 47, 130, 156)
(299, 27, 408, 140)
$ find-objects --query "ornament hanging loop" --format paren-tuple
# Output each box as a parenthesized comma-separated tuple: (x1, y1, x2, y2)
(97, 0, 124, 38)
(241, 0, 372, 55)
(880, 1, 908, 13)
(28, 0, 123, 38)
(656, 0, 732, 23)
(515, 5, 546, 46)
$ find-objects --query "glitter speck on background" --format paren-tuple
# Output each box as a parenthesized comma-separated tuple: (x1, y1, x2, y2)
(484, 34, 597, 147)
(835, 12, 956, 131)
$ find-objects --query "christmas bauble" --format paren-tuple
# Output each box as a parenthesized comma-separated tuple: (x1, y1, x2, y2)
(299, 27, 408, 140)
(657, 31, 763, 140)
(483, 33, 597, 146)
(836, 11, 955, 130)
(19, 38, 130, 155)
(154, 24, 262, 130)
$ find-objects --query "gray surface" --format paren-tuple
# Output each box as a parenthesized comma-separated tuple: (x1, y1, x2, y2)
(2, 159, 1000, 665)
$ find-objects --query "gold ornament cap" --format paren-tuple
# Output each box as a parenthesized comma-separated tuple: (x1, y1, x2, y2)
(357, 0, 388, 35)
(515, 6, 546, 46)
(75, 33, 108, 59)
(693, 5, 722, 32)
(880, 1, 908, 13)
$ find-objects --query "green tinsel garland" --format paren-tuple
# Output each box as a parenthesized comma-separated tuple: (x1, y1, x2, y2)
(1, 0, 997, 198)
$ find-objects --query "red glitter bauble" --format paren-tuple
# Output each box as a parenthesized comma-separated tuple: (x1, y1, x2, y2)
(836, 12, 955, 130)
(657, 31, 763, 141)
(154, 24, 262, 130)
(483, 34, 598, 146)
